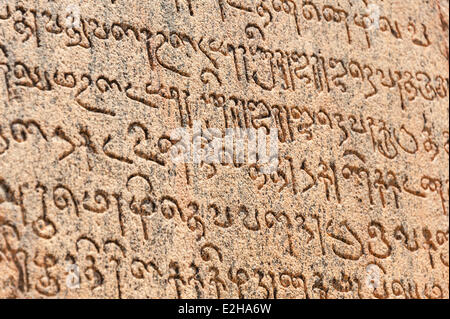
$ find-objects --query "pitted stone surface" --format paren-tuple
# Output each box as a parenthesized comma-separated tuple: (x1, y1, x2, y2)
(0, 0, 449, 299)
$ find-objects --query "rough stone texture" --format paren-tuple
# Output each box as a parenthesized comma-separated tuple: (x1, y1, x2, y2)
(0, 0, 448, 299)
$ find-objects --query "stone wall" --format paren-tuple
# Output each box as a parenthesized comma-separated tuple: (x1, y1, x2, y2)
(0, 0, 448, 298)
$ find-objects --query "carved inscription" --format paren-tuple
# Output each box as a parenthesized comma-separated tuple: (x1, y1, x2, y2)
(0, 0, 448, 299)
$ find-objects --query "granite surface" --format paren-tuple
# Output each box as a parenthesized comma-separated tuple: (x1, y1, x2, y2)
(0, 0, 449, 298)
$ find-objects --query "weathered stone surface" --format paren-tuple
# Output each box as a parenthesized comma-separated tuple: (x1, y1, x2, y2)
(0, 0, 448, 299)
